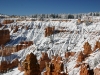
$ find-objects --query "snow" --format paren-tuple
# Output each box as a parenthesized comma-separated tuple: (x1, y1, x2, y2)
(1, 16, 100, 75)
(3, 68, 24, 75)
(85, 50, 100, 69)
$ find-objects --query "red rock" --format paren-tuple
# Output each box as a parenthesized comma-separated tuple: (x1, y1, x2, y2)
(0, 46, 18, 56)
(39, 52, 51, 72)
(23, 53, 40, 75)
(94, 68, 100, 75)
(80, 63, 94, 75)
(28, 41, 33, 46)
(13, 26, 18, 33)
(2, 20, 14, 24)
(70, 52, 76, 56)
(83, 42, 92, 56)
(65, 52, 70, 58)
(0, 58, 19, 73)
(0, 61, 8, 73)
(77, 51, 85, 63)
(45, 26, 55, 37)
(65, 52, 76, 58)
(0, 23, 2, 27)
(18, 62, 24, 72)
(94, 41, 100, 51)
(75, 63, 80, 68)
(11, 58, 19, 68)
(44, 55, 67, 75)
(0, 30, 10, 45)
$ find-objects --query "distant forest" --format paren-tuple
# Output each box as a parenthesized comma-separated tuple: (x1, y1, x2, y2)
(0, 12, 100, 19)
(30, 12, 100, 19)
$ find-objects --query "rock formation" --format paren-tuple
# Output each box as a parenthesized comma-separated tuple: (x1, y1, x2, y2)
(0, 60, 8, 73)
(13, 26, 18, 33)
(80, 63, 94, 75)
(45, 26, 55, 37)
(39, 52, 51, 72)
(65, 52, 70, 58)
(77, 51, 85, 63)
(18, 62, 24, 72)
(0, 30, 10, 45)
(65, 52, 76, 58)
(77, 19, 82, 24)
(83, 42, 92, 56)
(23, 53, 40, 75)
(2, 20, 14, 24)
(94, 67, 100, 75)
(0, 58, 19, 73)
(43, 56, 67, 75)
(0, 41, 33, 57)
(0, 23, 2, 27)
(94, 41, 100, 51)
(75, 51, 85, 68)
(16, 41, 33, 51)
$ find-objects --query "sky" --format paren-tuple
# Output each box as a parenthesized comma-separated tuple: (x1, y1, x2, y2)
(0, 0, 100, 15)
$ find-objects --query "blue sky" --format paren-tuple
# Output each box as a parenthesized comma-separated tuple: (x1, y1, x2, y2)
(0, 0, 100, 15)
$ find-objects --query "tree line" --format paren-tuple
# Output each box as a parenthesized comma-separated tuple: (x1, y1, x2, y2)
(30, 12, 100, 19)
(0, 12, 100, 19)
